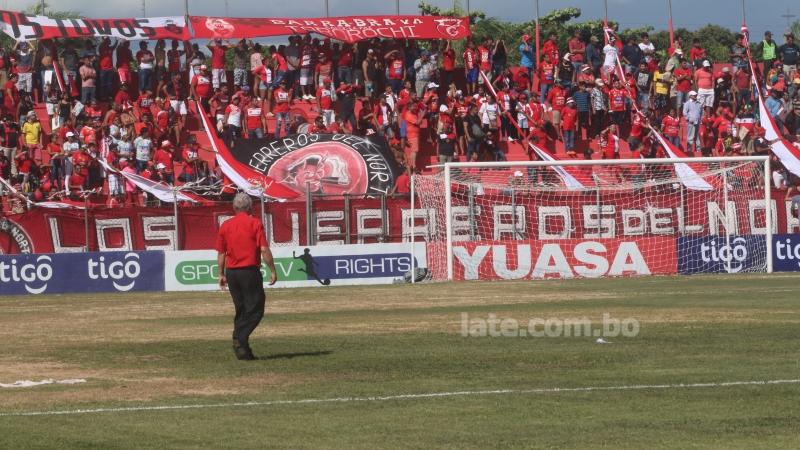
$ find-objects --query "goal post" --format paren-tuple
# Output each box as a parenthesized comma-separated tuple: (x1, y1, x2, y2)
(414, 156, 772, 282)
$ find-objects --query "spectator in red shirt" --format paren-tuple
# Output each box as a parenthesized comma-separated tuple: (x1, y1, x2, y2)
(463, 41, 478, 95)
(207, 39, 230, 90)
(153, 140, 175, 184)
(689, 38, 706, 69)
(673, 60, 693, 116)
(316, 77, 335, 126)
(608, 80, 628, 128)
(441, 40, 456, 89)
(272, 79, 292, 139)
(244, 97, 267, 139)
(733, 65, 752, 111)
(562, 98, 578, 156)
(216, 193, 277, 360)
(542, 33, 560, 65)
(191, 65, 213, 111)
(97, 37, 117, 101)
(539, 53, 556, 104)
(385, 49, 405, 94)
(661, 108, 681, 146)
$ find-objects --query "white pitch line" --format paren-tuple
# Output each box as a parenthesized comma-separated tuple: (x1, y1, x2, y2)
(1, 379, 799, 417)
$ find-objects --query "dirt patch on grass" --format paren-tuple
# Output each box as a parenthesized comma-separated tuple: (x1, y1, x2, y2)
(0, 368, 318, 409)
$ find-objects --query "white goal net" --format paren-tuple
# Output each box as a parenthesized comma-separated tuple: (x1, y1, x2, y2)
(413, 157, 772, 281)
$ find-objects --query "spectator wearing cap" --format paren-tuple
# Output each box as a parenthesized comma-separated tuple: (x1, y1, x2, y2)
(436, 103, 456, 165)
(359, 49, 379, 98)
(191, 65, 213, 112)
(694, 60, 715, 109)
(778, 32, 800, 80)
(586, 35, 603, 74)
(153, 140, 175, 184)
(683, 91, 703, 153)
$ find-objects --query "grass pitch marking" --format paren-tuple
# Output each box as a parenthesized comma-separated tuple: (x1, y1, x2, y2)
(1, 379, 798, 417)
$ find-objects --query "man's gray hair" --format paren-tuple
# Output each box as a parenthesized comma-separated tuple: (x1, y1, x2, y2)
(232, 193, 253, 212)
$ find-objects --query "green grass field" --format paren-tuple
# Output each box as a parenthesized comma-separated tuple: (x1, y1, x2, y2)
(1, 275, 800, 449)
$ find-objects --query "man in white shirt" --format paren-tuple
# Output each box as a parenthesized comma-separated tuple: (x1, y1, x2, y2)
(133, 128, 153, 173)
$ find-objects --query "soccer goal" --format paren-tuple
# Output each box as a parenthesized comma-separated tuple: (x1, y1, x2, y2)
(413, 156, 773, 281)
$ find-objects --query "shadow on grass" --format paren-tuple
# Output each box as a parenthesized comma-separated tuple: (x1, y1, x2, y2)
(263, 350, 333, 360)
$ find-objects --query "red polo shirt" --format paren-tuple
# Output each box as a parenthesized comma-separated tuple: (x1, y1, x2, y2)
(215, 212, 267, 269)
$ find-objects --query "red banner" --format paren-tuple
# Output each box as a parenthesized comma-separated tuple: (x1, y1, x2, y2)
(0, 190, 794, 255)
(0, 199, 415, 255)
(190, 15, 470, 43)
(0, 11, 189, 41)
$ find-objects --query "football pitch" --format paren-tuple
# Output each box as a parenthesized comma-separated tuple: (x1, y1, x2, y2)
(1, 275, 799, 449)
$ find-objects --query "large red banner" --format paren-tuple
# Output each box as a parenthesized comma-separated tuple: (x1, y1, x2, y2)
(0, 11, 189, 41)
(190, 15, 470, 43)
(1, 190, 795, 255)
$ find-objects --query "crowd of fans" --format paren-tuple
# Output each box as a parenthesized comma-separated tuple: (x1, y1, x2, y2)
(1, 24, 800, 211)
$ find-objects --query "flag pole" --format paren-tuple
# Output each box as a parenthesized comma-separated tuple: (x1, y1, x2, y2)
(668, 0, 674, 47)
(535, 0, 541, 64)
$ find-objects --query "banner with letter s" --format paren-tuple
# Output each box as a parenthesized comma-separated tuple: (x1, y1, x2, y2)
(0, 11, 189, 41)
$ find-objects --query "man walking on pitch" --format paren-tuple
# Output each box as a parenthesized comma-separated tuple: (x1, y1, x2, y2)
(216, 193, 278, 360)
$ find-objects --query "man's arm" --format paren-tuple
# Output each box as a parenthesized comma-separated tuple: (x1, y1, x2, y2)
(217, 251, 227, 287)
(261, 246, 277, 285)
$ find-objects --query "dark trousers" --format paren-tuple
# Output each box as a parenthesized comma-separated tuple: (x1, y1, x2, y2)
(226, 267, 266, 348)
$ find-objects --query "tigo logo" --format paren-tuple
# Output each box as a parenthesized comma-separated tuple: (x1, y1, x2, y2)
(0, 255, 53, 294)
(87, 253, 142, 291)
(699, 237, 748, 273)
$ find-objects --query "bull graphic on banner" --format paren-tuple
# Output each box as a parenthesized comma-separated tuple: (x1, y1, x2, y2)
(228, 134, 401, 199)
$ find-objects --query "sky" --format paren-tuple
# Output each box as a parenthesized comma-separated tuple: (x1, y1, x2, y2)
(9, 0, 800, 43)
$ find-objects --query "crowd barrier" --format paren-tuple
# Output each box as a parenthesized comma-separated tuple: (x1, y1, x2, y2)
(0, 243, 427, 295)
(2, 237, 799, 295)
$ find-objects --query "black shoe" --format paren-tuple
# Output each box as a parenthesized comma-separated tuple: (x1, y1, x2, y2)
(233, 341, 257, 360)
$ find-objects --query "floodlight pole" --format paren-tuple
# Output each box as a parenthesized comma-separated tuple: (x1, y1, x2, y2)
(396, 0, 400, 15)
(325, 0, 330, 17)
